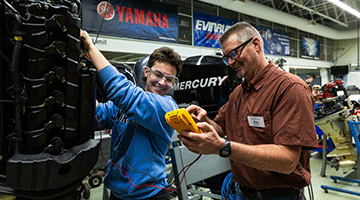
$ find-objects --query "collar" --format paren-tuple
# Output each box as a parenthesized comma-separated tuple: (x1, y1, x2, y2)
(241, 61, 277, 92)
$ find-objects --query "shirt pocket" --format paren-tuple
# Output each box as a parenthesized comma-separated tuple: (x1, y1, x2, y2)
(245, 111, 272, 143)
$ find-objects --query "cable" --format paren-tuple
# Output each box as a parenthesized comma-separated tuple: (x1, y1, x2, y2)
(167, 154, 202, 187)
(333, 42, 356, 62)
(98, 108, 201, 188)
(0, 100, 15, 103)
(94, 1, 110, 44)
(95, 116, 201, 191)
(0, 50, 11, 63)
(221, 172, 236, 200)
(2, 0, 20, 16)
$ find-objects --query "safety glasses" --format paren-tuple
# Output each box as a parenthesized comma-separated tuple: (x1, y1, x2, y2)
(148, 68, 179, 88)
(222, 37, 253, 65)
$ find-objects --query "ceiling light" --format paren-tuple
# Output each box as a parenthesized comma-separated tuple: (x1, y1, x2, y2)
(328, 0, 360, 18)
(287, 66, 318, 69)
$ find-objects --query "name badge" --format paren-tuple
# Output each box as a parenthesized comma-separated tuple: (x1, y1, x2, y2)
(247, 116, 265, 128)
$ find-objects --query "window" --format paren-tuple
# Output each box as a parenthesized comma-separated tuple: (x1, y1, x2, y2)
(288, 27, 298, 58)
(287, 26, 297, 38)
(241, 13, 257, 27)
(258, 18, 272, 29)
(193, 1, 217, 16)
(308, 33, 317, 40)
(274, 23, 286, 33)
(326, 39, 334, 62)
(219, 7, 238, 21)
(178, 15, 192, 45)
(319, 36, 326, 61)
(290, 39, 297, 58)
(155, 0, 191, 15)
(299, 30, 308, 39)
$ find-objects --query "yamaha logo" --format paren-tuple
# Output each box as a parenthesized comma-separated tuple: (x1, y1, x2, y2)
(97, 1, 115, 20)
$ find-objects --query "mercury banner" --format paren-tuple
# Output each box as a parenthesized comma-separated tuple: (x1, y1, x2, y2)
(82, 0, 179, 43)
(300, 36, 320, 60)
(257, 26, 290, 56)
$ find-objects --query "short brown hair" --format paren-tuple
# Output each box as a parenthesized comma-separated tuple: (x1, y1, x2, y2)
(147, 47, 183, 76)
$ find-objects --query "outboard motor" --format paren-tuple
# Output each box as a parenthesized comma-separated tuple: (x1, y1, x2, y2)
(172, 54, 241, 194)
(96, 61, 137, 103)
(133, 55, 150, 90)
(173, 55, 241, 119)
(0, 1, 100, 199)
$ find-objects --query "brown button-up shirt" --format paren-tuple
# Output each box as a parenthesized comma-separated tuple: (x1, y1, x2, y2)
(214, 62, 317, 190)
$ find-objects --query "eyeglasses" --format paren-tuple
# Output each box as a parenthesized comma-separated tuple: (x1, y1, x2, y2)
(148, 68, 179, 87)
(222, 38, 253, 65)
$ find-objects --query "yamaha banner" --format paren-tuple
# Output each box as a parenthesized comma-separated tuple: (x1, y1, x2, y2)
(257, 26, 290, 56)
(82, 0, 178, 43)
(300, 36, 320, 60)
(193, 12, 237, 48)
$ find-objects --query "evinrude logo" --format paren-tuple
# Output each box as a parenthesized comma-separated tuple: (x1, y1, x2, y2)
(174, 76, 228, 91)
(194, 20, 232, 40)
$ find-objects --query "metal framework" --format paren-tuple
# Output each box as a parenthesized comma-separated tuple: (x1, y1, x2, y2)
(252, 0, 360, 30)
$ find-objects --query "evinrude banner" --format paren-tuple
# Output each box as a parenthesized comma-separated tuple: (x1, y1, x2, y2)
(82, 0, 178, 43)
(256, 26, 290, 56)
(300, 36, 320, 60)
(193, 11, 237, 48)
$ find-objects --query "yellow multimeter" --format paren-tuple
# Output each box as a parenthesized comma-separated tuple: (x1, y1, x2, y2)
(165, 108, 203, 134)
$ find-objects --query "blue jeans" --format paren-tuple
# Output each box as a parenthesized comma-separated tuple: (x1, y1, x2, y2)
(235, 183, 305, 200)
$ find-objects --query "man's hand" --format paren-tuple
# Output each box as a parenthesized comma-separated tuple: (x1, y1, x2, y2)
(186, 104, 226, 138)
(177, 122, 224, 155)
(186, 105, 208, 123)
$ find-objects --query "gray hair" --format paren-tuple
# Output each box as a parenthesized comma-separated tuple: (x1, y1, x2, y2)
(219, 22, 263, 49)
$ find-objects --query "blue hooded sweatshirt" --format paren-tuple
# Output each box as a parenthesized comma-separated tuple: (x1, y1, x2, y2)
(96, 65, 178, 199)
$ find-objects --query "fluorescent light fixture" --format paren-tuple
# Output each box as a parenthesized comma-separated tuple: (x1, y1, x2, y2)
(287, 66, 318, 69)
(328, 0, 360, 18)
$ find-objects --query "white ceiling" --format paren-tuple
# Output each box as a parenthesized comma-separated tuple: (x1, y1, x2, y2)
(253, 0, 360, 30)
(200, 0, 360, 39)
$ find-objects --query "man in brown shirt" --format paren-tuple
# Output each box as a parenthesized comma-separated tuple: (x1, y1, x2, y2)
(178, 22, 318, 200)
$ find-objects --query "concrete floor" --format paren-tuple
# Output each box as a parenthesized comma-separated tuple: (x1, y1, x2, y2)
(1, 151, 359, 200)
(78, 151, 360, 200)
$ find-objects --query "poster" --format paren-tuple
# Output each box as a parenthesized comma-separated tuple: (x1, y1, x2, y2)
(193, 11, 237, 48)
(82, 0, 179, 43)
(300, 36, 320, 60)
(257, 26, 290, 56)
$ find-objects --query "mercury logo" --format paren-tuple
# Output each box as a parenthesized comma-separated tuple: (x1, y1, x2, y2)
(174, 76, 228, 91)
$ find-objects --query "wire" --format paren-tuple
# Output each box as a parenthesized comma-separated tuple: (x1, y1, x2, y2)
(2, 0, 20, 16)
(94, 1, 110, 44)
(333, 42, 356, 62)
(0, 50, 11, 63)
(167, 154, 202, 187)
(95, 116, 201, 191)
(0, 100, 15, 103)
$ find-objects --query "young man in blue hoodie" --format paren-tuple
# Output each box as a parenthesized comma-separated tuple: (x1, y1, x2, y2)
(80, 30, 183, 200)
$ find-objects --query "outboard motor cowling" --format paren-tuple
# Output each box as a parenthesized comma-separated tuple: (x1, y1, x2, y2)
(173, 55, 241, 119)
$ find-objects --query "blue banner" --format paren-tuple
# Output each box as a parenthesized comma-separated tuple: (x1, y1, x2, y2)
(193, 12, 237, 48)
(300, 37, 320, 60)
(82, 0, 178, 43)
(257, 26, 290, 56)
